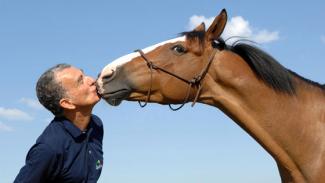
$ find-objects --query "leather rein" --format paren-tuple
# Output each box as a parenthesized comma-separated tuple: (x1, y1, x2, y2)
(134, 49, 217, 111)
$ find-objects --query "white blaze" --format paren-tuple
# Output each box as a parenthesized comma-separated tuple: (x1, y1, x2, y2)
(100, 36, 186, 78)
(97, 36, 186, 93)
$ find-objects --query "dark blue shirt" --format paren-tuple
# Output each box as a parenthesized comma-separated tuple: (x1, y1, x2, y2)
(14, 115, 104, 183)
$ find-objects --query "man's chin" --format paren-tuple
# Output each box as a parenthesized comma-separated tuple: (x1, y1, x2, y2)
(86, 96, 101, 108)
(93, 92, 101, 102)
(94, 96, 101, 104)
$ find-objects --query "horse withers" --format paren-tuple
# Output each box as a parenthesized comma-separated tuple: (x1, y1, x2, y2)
(97, 9, 325, 183)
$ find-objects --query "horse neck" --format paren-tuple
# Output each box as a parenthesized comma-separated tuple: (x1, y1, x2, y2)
(199, 52, 325, 182)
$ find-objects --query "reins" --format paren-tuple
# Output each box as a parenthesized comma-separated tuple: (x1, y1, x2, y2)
(134, 48, 217, 111)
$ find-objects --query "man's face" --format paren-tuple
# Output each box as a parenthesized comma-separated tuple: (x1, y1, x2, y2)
(56, 67, 100, 108)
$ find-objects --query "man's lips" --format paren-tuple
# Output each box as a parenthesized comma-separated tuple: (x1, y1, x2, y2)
(90, 85, 101, 96)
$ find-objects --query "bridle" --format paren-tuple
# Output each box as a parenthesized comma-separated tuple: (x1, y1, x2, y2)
(134, 48, 217, 111)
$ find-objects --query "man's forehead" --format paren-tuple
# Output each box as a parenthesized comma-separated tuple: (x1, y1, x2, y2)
(55, 67, 83, 81)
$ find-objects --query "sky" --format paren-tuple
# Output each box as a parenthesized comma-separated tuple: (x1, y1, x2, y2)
(0, 0, 324, 182)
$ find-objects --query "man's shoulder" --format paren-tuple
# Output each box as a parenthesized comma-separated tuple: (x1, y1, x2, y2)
(36, 118, 70, 152)
(91, 114, 103, 127)
(91, 114, 104, 140)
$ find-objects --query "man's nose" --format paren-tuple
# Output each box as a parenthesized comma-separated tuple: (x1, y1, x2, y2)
(86, 76, 96, 85)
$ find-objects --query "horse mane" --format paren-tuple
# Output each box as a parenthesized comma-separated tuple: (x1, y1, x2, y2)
(288, 70, 325, 90)
(226, 40, 325, 94)
(227, 41, 296, 95)
(181, 31, 324, 94)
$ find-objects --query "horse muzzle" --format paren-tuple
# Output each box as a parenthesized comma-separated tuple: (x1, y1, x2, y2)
(97, 67, 132, 106)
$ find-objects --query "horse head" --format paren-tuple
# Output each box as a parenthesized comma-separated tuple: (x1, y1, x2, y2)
(97, 9, 228, 106)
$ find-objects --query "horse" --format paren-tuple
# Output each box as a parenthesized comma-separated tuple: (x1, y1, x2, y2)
(97, 9, 325, 183)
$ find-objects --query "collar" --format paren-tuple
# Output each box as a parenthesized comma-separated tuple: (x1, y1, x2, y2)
(54, 116, 94, 140)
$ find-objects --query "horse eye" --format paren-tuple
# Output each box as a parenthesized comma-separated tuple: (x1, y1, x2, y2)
(171, 45, 186, 54)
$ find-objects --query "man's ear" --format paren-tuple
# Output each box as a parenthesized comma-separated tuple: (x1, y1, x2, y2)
(59, 98, 76, 110)
(206, 9, 227, 41)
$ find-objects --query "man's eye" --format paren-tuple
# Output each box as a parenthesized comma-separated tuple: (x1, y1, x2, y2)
(171, 45, 186, 54)
(77, 75, 84, 85)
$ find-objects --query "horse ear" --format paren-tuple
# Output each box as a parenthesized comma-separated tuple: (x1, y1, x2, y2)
(206, 9, 227, 40)
(193, 22, 206, 32)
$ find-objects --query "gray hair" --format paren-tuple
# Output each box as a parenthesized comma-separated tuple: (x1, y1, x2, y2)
(36, 64, 71, 116)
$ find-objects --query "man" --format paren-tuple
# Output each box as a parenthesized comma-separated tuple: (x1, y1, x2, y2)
(14, 64, 103, 183)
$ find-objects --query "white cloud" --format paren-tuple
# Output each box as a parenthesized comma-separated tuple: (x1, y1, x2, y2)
(252, 30, 279, 44)
(187, 15, 279, 44)
(0, 107, 33, 121)
(321, 35, 325, 44)
(20, 98, 43, 110)
(187, 15, 215, 30)
(223, 16, 252, 39)
(0, 122, 13, 132)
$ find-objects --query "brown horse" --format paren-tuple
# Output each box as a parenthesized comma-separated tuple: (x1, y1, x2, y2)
(97, 9, 325, 183)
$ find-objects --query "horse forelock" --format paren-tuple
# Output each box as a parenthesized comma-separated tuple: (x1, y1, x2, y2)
(181, 31, 206, 53)
(181, 31, 205, 44)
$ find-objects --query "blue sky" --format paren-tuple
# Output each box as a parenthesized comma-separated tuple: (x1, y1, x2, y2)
(0, 1, 324, 182)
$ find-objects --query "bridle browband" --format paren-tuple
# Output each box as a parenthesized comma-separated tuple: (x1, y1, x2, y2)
(134, 48, 217, 111)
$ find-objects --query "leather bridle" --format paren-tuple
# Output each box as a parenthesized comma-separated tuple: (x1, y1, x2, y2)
(134, 49, 217, 111)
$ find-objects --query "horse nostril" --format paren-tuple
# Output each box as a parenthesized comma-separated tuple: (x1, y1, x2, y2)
(103, 75, 110, 80)
(101, 69, 115, 82)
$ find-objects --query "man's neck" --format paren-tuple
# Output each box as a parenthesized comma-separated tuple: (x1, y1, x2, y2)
(64, 108, 93, 131)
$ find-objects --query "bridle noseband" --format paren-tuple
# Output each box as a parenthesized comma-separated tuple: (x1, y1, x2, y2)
(134, 49, 217, 111)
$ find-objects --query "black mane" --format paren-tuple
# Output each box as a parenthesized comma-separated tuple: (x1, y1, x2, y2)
(229, 42, 296, 94)
(181, 31, 324, 94)
(228, 40, 325, 94)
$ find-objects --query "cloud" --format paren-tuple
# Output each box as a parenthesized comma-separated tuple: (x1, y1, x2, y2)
(20, 98, 43, 110)
(187, 15, 215, 30)
(187, 15, 279, 44)
(0, 122, 13, 132)
(0, 107, 33, 121)
(222, 16, 252, 38)
(321, 35, 325, 44)
(252, 30, 279, 44)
